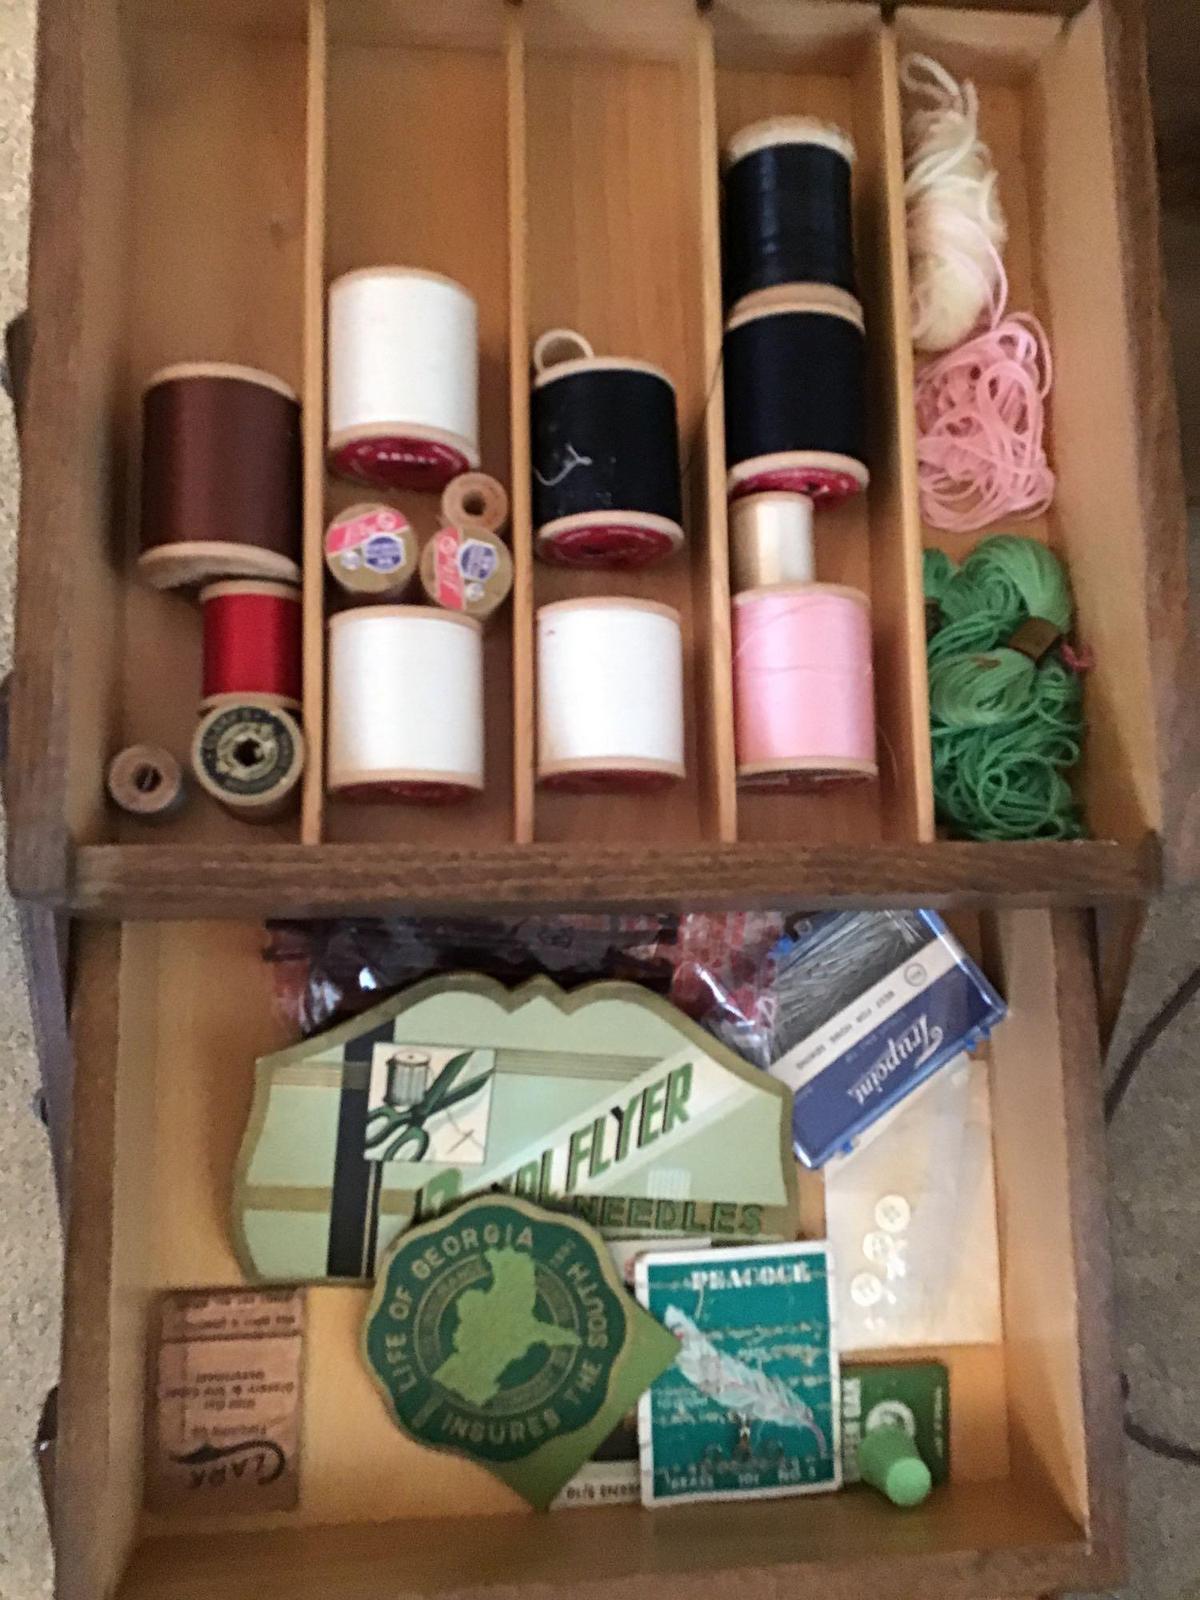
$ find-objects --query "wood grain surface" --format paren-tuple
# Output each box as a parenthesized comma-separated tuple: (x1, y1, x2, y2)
(1102, 0, 1200, 885)
(63, 834, 1159, 918)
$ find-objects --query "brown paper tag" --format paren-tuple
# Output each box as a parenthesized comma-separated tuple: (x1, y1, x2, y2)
(1006, 616, 1062, 663)
(147, 1288, 304, 1515)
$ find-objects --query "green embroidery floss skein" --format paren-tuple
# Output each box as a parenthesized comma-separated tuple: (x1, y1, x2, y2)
(924, 535, 1085, 841)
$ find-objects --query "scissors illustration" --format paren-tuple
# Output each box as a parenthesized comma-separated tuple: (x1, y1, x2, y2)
(364, 1051, 493, 1163)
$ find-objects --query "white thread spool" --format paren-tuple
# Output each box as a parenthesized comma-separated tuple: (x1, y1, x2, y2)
(537, 598, 685, 790)
(328, 268, 480, 491)
(328, 606, 484, 802)
(729, 492, 816, 592)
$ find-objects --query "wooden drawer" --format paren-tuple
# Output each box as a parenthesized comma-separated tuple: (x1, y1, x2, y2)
(51, 906, 1124, 1599)
(6, 0, 1190, 921)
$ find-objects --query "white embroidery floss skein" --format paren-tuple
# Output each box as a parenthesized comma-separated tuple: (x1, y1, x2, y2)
(537, 599, 685, 790)
(328, 267, 479, 491)
(327, 607, 484, 803)
(902, 54, 1006, 354)
(729, 492, 815, 593)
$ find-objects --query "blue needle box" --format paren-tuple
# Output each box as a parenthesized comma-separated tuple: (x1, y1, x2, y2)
(763, 911, 1006, 1167)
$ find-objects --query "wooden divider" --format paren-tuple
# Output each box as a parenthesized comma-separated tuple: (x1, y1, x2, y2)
(691, 16, 740, 846)
(300, 0, 328, 846)
(506, 8, 537, 846)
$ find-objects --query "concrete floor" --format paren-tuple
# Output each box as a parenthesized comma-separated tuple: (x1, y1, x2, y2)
(0, 3, 1197, 1597)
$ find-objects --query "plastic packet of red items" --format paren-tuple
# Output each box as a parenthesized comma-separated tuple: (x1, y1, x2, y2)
(263, 912, 788, 1051)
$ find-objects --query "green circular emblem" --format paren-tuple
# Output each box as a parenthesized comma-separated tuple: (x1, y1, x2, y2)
(363, 1197, 627, 1464)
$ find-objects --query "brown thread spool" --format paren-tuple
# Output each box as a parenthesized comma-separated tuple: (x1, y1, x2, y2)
(139, 362, 302, 589)
(440, 473, 509, 538)
(191, 696, 306, 820)
(106, 745, 187, 820)
(419, 525, 513, 621)
(324, 503, 418, 598)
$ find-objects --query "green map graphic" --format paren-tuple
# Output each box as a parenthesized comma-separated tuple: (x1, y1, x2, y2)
(434, 1247, 581, 1406)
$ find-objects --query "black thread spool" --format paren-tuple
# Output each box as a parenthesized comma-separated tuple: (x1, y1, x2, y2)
(723, 297, 869, 503)
(723, 118, 857, 309)
(531, 346, 684, 568)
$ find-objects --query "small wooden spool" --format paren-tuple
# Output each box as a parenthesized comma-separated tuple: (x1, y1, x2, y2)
(106, 744, 187, 820)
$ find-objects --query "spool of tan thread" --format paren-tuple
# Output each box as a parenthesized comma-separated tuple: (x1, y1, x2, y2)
(191, 696, 305, 820)
(106, 745, 187, 820)
(729, 492, 816, 592)
(420, 525, 513, 621)
(324, 503, 418, 598)
(441, 473, 509, 538)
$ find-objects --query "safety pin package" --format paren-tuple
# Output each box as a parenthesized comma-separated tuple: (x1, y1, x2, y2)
(762, 911, 1006, 1166)
(635, 1241, 840, 1506)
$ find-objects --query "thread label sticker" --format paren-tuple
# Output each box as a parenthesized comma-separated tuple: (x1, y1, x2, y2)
(325, 506, 415, 593)
(364, 1044, 495, 1166)
(198, 705, 296, 798)
(635, 1240, 840, 1506)
(331, 434, 469, 492)
(326, 505, 409, 556)
(459, 538, 498, 584)
(430, 528, 467, 610)
(147, 1288, 304, 1515)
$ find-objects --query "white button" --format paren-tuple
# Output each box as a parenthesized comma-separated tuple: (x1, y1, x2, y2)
(850, 1272, 884, 1307)
(875, 1193, 911, 1233)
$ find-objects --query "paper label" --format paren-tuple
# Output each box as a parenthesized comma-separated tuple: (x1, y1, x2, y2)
(236, 974, 799, 1286)
(362, 1197, 679, 1510)
(430, 527, 467, 610)
(147, 1288, 304, 1515)
(197, 705, 295, 798)
(840, 1360, 949, 1485)
(635, 1241, 840, 1505)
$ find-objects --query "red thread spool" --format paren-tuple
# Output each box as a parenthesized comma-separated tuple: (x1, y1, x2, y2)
(201, 580, 303, 710)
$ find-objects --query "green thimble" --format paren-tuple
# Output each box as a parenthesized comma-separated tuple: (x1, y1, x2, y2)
(858, 1424, 933, 1508)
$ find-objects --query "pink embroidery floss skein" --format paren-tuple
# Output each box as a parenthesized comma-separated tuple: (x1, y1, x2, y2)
(903, 52, 1056, 532)
(914, 251, 1056, 532)
(733, 585, 877, 787)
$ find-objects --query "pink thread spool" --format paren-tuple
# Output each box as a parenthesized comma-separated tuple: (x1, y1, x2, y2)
(733, 584, 877, 786)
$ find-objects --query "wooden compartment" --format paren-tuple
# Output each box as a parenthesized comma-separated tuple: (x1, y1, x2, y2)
(319, 2, 517, 850)
(711, 1, 931, 850)
(895, 2, 1165, 850)
(7, 0, 1187, 917)
(519, 1, 732, 849)
(54, 907, 1124, 1598)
